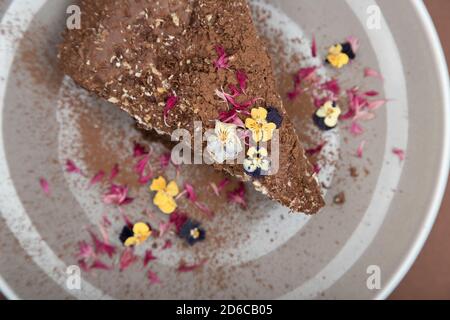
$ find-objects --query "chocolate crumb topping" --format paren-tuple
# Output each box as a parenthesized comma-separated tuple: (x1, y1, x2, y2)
(58, 0, 324, 213)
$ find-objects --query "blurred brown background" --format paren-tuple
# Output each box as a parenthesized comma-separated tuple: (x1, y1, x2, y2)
(0, 0, 449, 300)
(390, 0, 450, 300)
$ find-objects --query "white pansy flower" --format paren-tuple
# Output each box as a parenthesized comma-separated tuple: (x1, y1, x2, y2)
(207, 121, 243, 163)
(243, 147, 270, 176)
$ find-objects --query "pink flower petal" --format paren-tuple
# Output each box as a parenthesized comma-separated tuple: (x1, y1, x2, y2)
(184, 183, 197, 202)
(311, 35, 317, 57)
(364, 67, 384, 80)
(135, 154, 150, 175)
(350, 122, 364, 136)
(177, 259, 207, 273)
(392, 148, 405, 162)
(66, 159, 81, 174)
(169, 211, 188, 234)
(143, 250, 157, 266)
(195, 202, 214, 219)
(227, 182, 247, 210)
(103, 184, 133, 206)
(133, 142, 147, 158)
(147, 269, 161, 285)
(88, 171, 105, 188)
(214, 45, 229, 70)
(306, 141, 326, 157)
(162, 239, 173, 250)
(90, 259, 112, 271)
(119, 248, 138, 272)
(321, 79, 341, 97)
(353, 111, 376, 122)
(158, 221, 172, 237)
(367, 99, 388, 111)
(357, 140, 366, 158)
(109, 164, 119, 182)
(39, 178, 51, 196)
(160, 152, 171, 169)
(163, 95, 179, 125)
(236, 70, 248, 93)
(76, 241, 94, 260)
(313, 163, 321, 174)
(89, 231, 116, 258)
(364, 90, 379, 97)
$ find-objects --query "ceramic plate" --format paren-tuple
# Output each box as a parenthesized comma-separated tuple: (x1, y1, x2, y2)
(0, 0, 449, 299)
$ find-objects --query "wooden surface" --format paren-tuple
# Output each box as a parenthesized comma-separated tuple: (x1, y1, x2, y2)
(0, 0, 449, 300)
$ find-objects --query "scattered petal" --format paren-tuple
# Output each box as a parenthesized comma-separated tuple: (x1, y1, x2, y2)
(109, 164, 119, 182)
(227, 182, 247, 209)
(66, 160, 82, 174)
(350, 122, 364, 136)
(160, 152, 171, 169)
(236, 70, 248, 93)
(364, 90, 379, 97)
(364, 67, 384, 80)
(133, 142, 147, 158)
(119, 248, 138, 272)
(346, 35, 360, 53)
(162, 239, 173, 250)
(313, 163, 321, 174)
(169, 211, 188, 234)
(305, 141, 326, 157)
(392, 148, 405, 162)
(39, 178, 51, 196)
(76, 241, 94, 260)
(163, 95, 179, 126)
(88, 171, 105, 188)
(184, 183, 197, 202)
(143, 250, 157, 266)
(311, 35, 317, 57)
(177, 259, 207, 273)
(214, 45, 229, 70)
(158, 220, 172, 237)
(89, 231, 116, 258)
(357, 140, 366, 158)
(367, 99, 388, 111)
(147, 269, 161, 285)
(103, 184, 133, 206)
(90, 259, 112, 271)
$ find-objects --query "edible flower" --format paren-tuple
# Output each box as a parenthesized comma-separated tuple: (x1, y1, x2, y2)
(120, 222, 152, 247)
(326, 42, 355, 69)
(206, 121, 243, 163)
(245, 107, 277, 143)
(314, 101, 342, 130)
(179, 219, 206, 246)
(243, 147, 271, 177)
(150, 176, 179, 214)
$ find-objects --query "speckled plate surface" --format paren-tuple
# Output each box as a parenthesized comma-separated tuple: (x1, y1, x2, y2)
(0, 0, 449, 300)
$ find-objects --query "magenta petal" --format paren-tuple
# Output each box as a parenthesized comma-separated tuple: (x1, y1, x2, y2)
(364, 67, 384, 80)
(143, 250, 157, 267)
(162, 239, 173, 250)
(364, 90, 379, 97)
(66, 160, 81, 174)
(160, 152, 171, 169)
(77, 241, 94, 260)
(90, 259, 112, 271)
(163, 95, 179, 124)
(119, 248, 138, 272)
(147, 269, 161, 285)
(357, 140, 366, 158)
(367, 99, 387, 111)
(88, 171, 105, 188)
(109, 164, 119, 182)
(184, 183, 197, 202)
(311, 35, 317, 57)
(350, 122, 364, 136)
(177, 259, 207, 273)
(39, 178, 51, 196)
(227, 182, 247, 210)
(392, 148, 405, 161)
(236, 70, 248, 93)
(90, 231, 116, 258)
(133, 142, 147, 158)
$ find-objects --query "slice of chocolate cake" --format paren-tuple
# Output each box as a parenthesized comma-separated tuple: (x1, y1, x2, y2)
(58, 0, 325, 213)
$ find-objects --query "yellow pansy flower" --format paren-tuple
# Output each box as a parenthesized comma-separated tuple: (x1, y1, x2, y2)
(150, 176, 179, 214)
(315, 101, 342, 128)
(245, 107, 277, 143)
(327, 44, 350, 69)
(124, 222, 152, 247)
